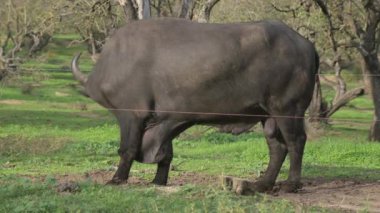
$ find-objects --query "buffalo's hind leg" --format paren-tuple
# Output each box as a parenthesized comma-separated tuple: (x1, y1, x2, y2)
(109, 113, 146, 184)
(148, 121, 191, 186)
(232, 118, 287, 195)
(254, 118, 288, 192)
(152, 144, 173, 185)
(275, 115, 307, 192)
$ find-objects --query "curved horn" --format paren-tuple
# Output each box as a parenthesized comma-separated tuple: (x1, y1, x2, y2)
(71, 52, 88, 85)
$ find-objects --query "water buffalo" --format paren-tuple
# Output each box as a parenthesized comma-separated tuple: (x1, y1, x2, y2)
(71, 18, 319, 193)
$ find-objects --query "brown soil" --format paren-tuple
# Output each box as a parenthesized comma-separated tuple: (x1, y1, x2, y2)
(0, 99, 24, 105)
(54, 170, 219, 187)
(41, 171, 380, 212)
(277, 178, 380, 212)
(54, 91, 69, 97)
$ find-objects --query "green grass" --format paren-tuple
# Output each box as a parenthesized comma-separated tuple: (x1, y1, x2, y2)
(0, 177, 299, 213)
(0, 34, 379, 212)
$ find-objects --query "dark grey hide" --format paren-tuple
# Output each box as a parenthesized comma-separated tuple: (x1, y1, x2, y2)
(71, 18, 319, 193)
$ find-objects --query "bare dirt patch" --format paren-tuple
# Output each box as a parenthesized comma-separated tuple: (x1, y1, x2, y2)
(277, 178, 380, 212)
(54, 170, 218, 187)
(55, 91, 69, 97)
(0, 99, 24, 105)
(169, 171, 219, 186)
(47, 171, 380, 212)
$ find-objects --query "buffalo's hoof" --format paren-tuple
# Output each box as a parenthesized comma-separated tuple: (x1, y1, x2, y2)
(251, 180, 275, 193)
(279, 181, 303, 193)
(151, 179, 168, 186)
(106, 178, 127, 185)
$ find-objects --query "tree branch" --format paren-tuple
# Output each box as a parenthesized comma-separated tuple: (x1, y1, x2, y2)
(178, 0, 194, 19)
(270, 3, 301, 18)
(326, 87, 366, 118)
(198, 0, 220, 23)
(118, 0, 138, 21)
(319, 75, 337, 89)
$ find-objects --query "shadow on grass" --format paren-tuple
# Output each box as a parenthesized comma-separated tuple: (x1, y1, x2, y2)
(0, 109, 114, 130)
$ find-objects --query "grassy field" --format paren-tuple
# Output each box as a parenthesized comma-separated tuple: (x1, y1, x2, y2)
(1, 36, 380, 212)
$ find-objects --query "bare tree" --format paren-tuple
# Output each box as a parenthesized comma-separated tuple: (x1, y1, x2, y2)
(0, 0, 55, 80)
(349, 0, 380, 141)
(198, 0, 221, 23)
(61, 0, 221, 62)
(61, 0, 124, 61)
(117, 0, 151, 21)
(136, 0, 151, 19)
(178, 0, 196, 19)
(116, 0, 219, 22)
(310, 0, 380, 141)
(269, 0, 366, 123)
(310, 0, 365, 120)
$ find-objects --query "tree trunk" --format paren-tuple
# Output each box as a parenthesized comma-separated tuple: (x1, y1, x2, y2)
(0, 47, 5, 70)
(333, 62, 347, 105)
(361, 58, 372, 93)
(89, 32, 100, 63)
(136, 0, 151, 19)
(364, 54, 380, 141)
(369, 75, 380, 140)
(0, 47, 5, 81)
(119, 0, 138, 21)
(178, 0, 194, 19)
(356, 0, 380, 141)
(198, 0, 220, 23)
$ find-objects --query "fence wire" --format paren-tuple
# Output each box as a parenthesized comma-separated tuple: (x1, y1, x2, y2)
(1, 67, 378, 124)
(0, 107, 377, 123)
(13, 67, 380, 77)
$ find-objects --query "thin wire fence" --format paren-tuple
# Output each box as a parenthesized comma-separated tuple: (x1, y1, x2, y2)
(0, 107, 376, 123)
(14, 67, 380, 76)
(1, 67, 377, 124)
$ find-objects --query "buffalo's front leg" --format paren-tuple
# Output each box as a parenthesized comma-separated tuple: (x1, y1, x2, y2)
(109, 114, 145, 184)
